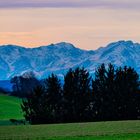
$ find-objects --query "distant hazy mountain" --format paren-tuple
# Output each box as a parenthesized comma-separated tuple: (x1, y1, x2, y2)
(0, 40, 140, 80)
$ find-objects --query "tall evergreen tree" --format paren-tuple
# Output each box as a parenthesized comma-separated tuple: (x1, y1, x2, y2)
(21, 86, 46, 124)
(92, 64, 107, 120)
(44, 74, 62, 123)
(63, 68, 92, 122)
(115, 66, 140, 119)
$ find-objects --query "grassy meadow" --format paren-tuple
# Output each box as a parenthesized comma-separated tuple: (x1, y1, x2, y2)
(0, 94, 23, 125)
(0, 120, 140, 140)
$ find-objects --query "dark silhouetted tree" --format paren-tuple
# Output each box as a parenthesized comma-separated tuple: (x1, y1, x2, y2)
(115, 66, 140, 120)
(44, 74, 62, 123)
(92, 64, 140, 121)
(92, 64, 108, 121)
(21, 86, 46, 124)
(10, 76, 21, 96)
(11, 71, 40, 97)
(63, 68, 92, 122)
(21, 74, 62, 124)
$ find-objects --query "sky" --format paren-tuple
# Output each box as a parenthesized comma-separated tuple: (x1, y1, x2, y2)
(0, 0, 140, 50)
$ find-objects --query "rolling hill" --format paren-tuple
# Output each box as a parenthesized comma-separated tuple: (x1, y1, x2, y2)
(0, 94, 23, 120)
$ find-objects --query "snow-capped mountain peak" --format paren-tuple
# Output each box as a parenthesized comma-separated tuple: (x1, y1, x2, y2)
(0, 40, 140, 80)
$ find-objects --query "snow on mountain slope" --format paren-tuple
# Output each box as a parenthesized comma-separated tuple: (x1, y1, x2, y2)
(0, 40, 140, 80)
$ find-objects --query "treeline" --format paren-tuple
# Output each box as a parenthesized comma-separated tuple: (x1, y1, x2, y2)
(10, 71, 40, 97)
(11, 64, 140, 124)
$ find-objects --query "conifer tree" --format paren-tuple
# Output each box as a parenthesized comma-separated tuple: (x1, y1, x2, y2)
(21, 86, 45, 124)
(44, 74, 62, 123)
(63, 68, 91, 122)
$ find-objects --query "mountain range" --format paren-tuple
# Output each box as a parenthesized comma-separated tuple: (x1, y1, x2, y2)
(0, 40, 140, 80)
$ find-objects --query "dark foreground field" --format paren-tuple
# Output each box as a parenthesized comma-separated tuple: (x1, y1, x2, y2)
(0, 120, 140, 140)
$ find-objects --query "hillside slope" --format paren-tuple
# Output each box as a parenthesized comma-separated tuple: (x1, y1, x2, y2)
(0, 94, 23, 120)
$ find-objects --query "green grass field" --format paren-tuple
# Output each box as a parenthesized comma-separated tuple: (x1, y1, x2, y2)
(0, 120, 140, 140)
(0, 94, 23, 121)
